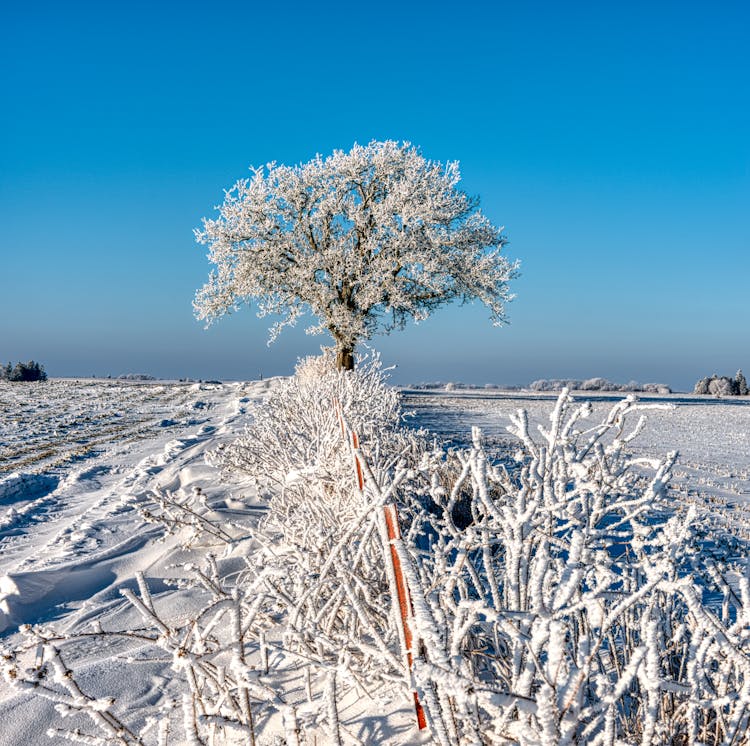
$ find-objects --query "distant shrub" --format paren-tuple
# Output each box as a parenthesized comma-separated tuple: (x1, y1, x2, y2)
(0, 360, 47, 382)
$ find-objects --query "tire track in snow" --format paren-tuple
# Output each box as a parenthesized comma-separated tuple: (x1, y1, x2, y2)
(0, 382, 268, 635)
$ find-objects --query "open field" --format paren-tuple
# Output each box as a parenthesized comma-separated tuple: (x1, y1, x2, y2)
(403, 388, 750, 508)
(0, 380, 224, 475)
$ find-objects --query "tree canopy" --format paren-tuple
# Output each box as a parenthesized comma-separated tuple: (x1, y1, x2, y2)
(694, 370, 749, 396)
(1, 360, 48, 382)
(194, 140, 519, 369)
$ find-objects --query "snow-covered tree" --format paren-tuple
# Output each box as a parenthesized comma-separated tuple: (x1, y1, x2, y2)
(693, 376, 711, 395)
(736, 368, 748, 395)
(1, 360, 47, 382)
(694, 370, 748, 396)
(708, 375, 737, 397)
(194, 140, 519, 369)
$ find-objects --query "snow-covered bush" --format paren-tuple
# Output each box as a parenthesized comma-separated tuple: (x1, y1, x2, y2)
(709, 376, 738, 397)
(211, 350, 404, 547)
(370, 392, 750, 745)
(213, 350, 428, 697)
(116, 373, 157, 381)
(738, 369, 749, 395)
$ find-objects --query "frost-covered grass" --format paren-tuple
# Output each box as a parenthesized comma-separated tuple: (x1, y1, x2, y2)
(0, 379, 208, 475)
(2, 368, 750, 744)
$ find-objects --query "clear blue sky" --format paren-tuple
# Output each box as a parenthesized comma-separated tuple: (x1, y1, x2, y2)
(2, 1, 748, 390)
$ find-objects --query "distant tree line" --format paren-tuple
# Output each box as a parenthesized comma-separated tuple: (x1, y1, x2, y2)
(0, 360, 48, 382)
(529, 378, 672, 394)
(409, 378, 673, 394)
(694, 369, 748, 396)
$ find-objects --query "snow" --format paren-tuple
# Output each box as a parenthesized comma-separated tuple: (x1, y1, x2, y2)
(403, 388, 750, 510)
(0, 379, 276, 744)
(1, 380, 749, 744)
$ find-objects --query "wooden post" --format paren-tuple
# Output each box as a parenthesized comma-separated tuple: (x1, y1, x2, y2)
(334, 396, 426, 731)
(351, 431, 365, 491)
(383, 502, 428, 730)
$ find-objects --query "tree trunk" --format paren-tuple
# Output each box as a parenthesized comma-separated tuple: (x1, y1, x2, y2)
(335, 345, 355, 371)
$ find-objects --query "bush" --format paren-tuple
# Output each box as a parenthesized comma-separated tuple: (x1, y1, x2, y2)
(116, 373, 156, 381)
(209, 350, 423, 695)
(387, 393, 750, 744)
(211, 349, 402, 505)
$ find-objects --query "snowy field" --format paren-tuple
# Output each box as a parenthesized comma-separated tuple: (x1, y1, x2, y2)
(403, 388, 750, 510)
(2, 379, 750, 744)
(0, 379, 275, 744)
(0, 379, 268, 607)
(1, 379, 223, 476)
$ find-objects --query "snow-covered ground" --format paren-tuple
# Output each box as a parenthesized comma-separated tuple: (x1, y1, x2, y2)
(0, 379, 275, 744)
(1, 381, 750, 744)
(403, 388, 750, 509)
